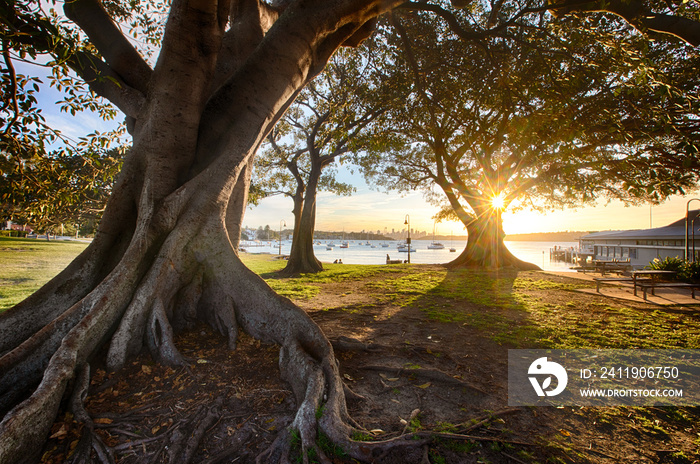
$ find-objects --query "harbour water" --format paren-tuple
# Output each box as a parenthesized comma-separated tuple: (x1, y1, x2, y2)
(241, 239, 579, 272)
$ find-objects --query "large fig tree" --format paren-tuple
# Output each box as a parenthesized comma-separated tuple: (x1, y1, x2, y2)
(358, 6, 700, 269)
(1, 0, 700, 462)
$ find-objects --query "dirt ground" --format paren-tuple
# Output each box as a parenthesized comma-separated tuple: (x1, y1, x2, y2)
(38, 265, 700, 464)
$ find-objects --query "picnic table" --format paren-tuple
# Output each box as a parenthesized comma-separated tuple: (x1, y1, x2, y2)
(593, 269, 673, 294)
(631, 270, 677, 297)
(592, 269, 700, 301)
(593, 260, 631, 276)
(631, 270, 700, 301)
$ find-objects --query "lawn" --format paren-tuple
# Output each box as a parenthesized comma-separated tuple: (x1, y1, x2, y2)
(0, 236, 89, 312)
(4, 248, 700, 463)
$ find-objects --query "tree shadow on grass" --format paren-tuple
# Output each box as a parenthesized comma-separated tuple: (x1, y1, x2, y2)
(332, 266, 700, 463)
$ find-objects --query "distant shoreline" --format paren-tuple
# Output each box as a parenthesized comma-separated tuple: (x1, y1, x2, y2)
(425, 231, 594, 242)
(504, 231, 593, 242)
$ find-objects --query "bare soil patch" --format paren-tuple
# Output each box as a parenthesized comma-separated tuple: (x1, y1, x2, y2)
(38, 263, 700, 463)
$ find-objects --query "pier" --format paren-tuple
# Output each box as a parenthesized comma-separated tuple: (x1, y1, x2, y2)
(550, 245, 594, 265)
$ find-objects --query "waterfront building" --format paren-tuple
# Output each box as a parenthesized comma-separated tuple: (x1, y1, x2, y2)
(579, 210, 700, 268)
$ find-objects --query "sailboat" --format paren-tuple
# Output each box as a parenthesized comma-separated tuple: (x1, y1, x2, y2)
(427, 223, 445, 249)
(449, 231, 456, 252)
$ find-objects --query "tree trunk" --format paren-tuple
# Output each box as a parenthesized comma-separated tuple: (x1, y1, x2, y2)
(0, 0, 405, 462)
(282, 161, 323, 274)
(447, 207, 540, 270)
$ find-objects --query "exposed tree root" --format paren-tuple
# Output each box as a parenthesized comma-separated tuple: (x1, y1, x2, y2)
(166, 398, 223, 464)
(329, 336, 384, 353)
(68, 364, 115, 464)
(447, 247, 541, 271)
(198, 422, 255, 464)
(456, 407, 521, 434)
(406, 430, 534, 447)
(5, 189, 526, 464)
(360, 364, 487, 394)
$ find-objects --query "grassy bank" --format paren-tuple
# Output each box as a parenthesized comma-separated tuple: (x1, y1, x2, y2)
(0, 236, 89, 312)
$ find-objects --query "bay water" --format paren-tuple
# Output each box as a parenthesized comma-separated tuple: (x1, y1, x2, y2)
(241, 239, 579, 272)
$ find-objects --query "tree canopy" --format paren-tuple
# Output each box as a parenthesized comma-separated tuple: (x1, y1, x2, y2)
(1, 0, 130, 233)
(255, 49, 390, 273)
(356, 5, 700, 268)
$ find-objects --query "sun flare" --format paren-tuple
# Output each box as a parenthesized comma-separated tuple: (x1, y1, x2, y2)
(491, 193, 505, 210)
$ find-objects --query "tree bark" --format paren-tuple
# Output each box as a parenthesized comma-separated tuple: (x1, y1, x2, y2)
(446, 202, 540, 270)
(282, 159, 324, 274)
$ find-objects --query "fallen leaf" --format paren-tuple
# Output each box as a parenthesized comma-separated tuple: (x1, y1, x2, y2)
(141, 365, 152, 374)
(196, 359, 208, 364)
(369, 429, 384, 435)
(417, 382, 431, 389)
(343, 374, 354, 381)
(49, 425, 68, 439)
(94, 418, 113, 425)
(560, 429, 571, 437)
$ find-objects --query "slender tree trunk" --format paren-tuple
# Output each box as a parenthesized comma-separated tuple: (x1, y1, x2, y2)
(285, 189, 304, 253)
(226, 156, 255, 250)
(282, 161, 323, 274)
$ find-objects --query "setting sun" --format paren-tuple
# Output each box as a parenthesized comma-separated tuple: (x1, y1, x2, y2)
(491, 193, 505, 210)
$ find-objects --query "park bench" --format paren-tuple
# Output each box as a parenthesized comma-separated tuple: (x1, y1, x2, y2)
(593, 260, 632, 276)
(636, 281, 700, 301)
(593, 277, 637, 293)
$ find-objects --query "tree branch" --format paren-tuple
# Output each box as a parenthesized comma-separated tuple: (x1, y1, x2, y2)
(212, 0, 280, 89)
(67, 51, 146, 119)
(63, 0, 152, 93)
(1, 39, 20, 133)
(548, 0, 700, 46)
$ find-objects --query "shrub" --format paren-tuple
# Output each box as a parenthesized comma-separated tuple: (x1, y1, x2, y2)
(647, 257, 700, 283)
(0, 230, 28, 238)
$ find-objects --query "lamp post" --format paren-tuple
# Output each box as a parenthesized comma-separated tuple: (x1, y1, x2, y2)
(279, 220, 286, 255)
(686, 199, 700, 261)
(693, 216, 698, 263)
(404, 214, 411, 264)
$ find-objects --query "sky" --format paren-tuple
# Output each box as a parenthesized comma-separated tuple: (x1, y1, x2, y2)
(243, 165, 698, 236)
(17, 61, 699, 238)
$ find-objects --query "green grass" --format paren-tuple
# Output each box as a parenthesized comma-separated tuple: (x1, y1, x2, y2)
(240, 253, 405, 300)
(244, 259, 700, 350)
(4, 245, 699, 352)
(0, 237, 89, 312)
